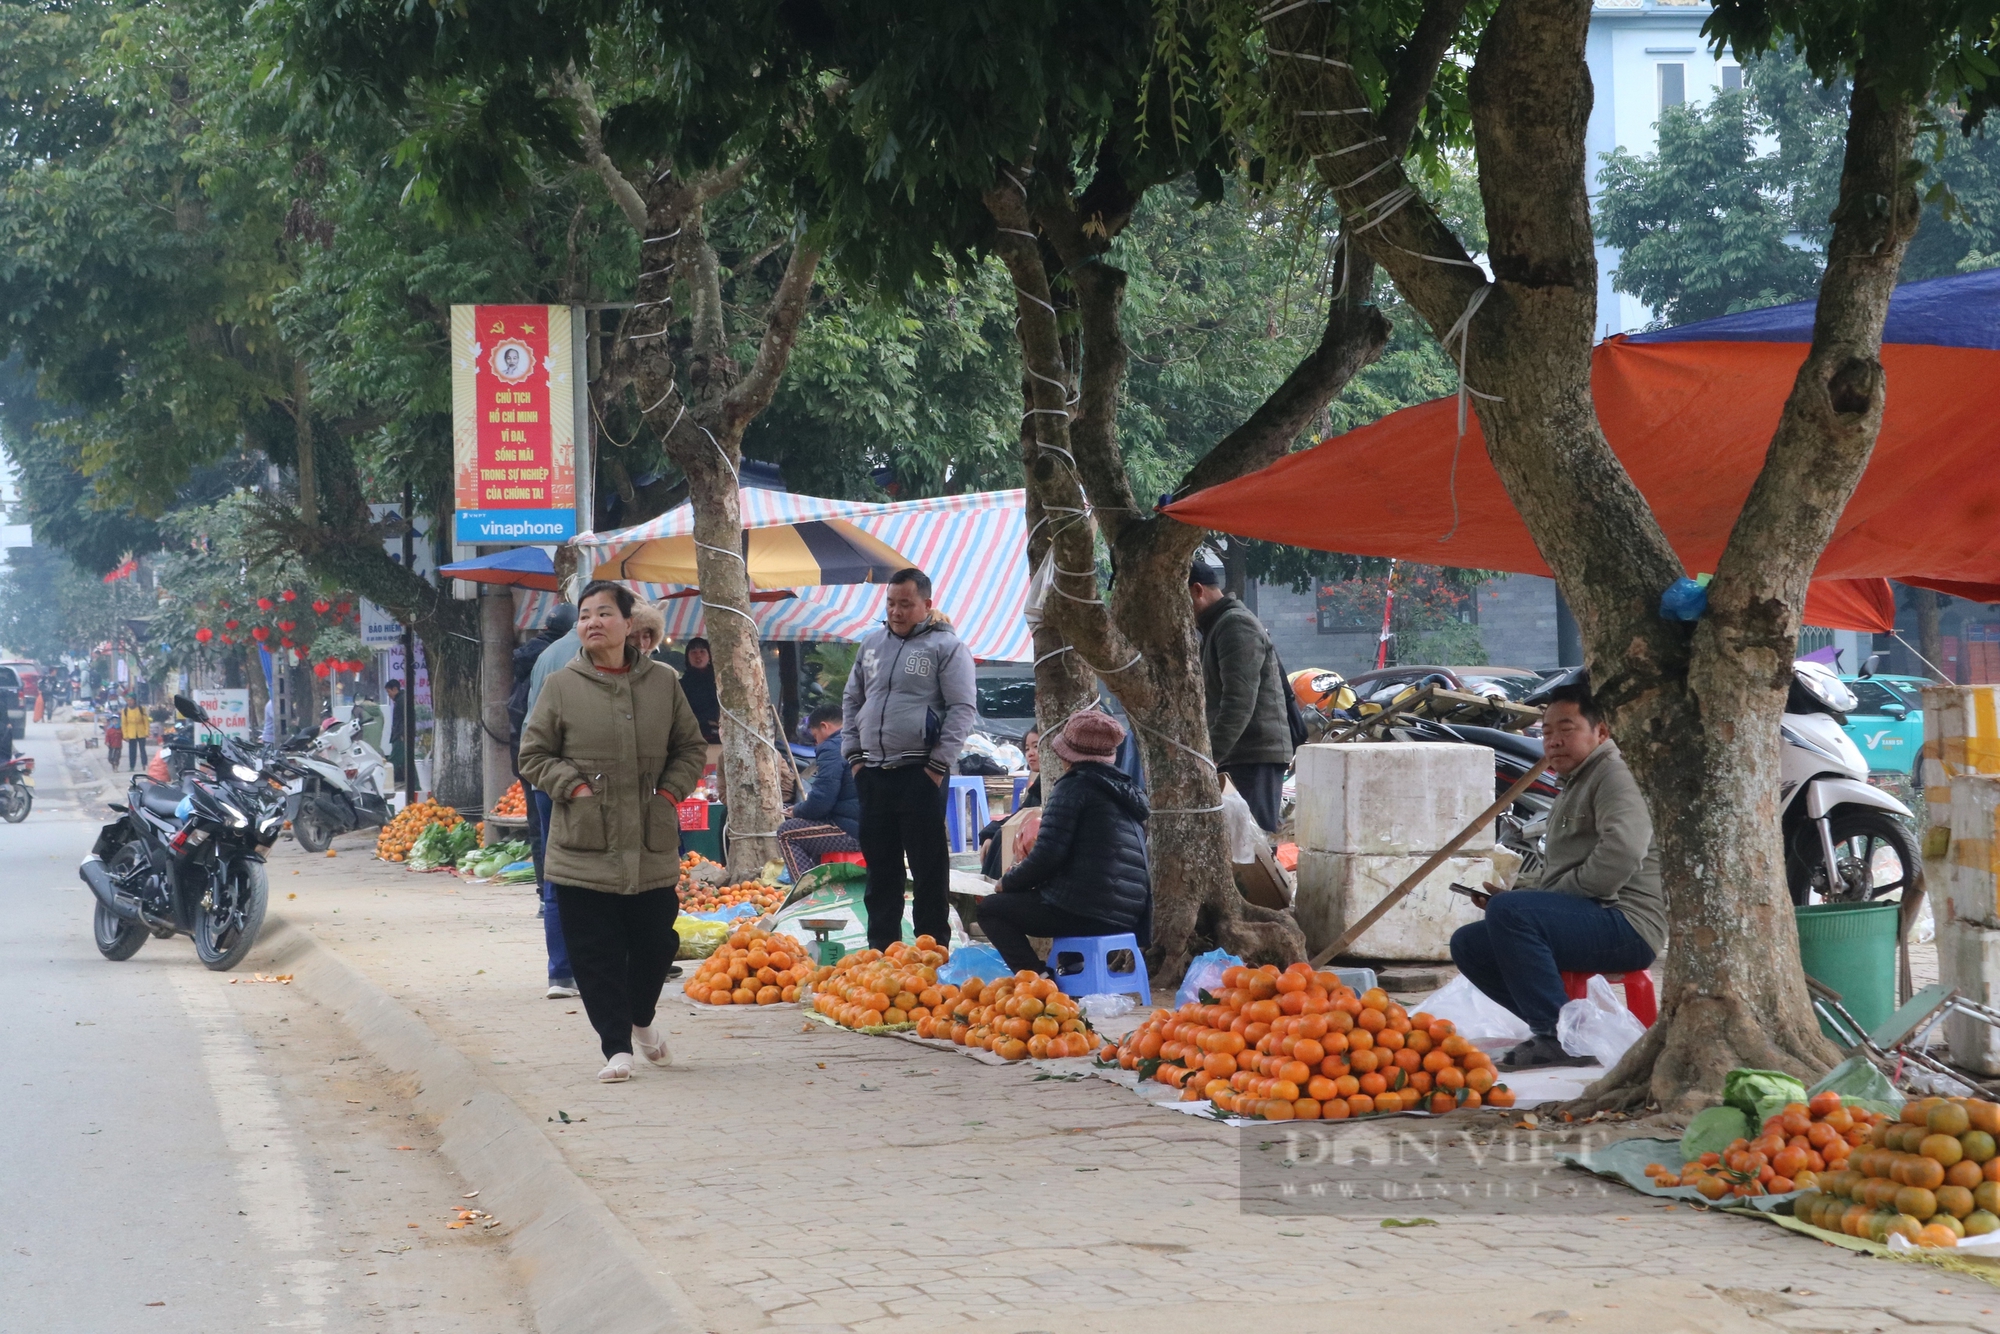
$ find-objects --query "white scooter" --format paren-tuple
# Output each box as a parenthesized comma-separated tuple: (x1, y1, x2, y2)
(281, 715, 394, 852)
(1780, 660, 1919, 907)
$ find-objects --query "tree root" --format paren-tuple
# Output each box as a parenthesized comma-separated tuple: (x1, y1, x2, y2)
(1559, 982, 1842, 1118)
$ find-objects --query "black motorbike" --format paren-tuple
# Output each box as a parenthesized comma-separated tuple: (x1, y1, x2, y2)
(0, 754, 32, 822)
(80, 695, 283, 971)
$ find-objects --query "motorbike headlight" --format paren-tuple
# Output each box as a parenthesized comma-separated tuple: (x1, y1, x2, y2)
(258, 811, 281, 835)
(232, 763, 261, 783)
(220, 801, 249, 828)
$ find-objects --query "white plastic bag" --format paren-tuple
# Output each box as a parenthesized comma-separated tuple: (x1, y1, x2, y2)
(1175, 948, 1243, 1007)
(1411, 974, 1532, 1045)
(1219, 780, 1265, 865)
(1081, 993, 1137, 1024)
(1556, 975, 1647, 1067)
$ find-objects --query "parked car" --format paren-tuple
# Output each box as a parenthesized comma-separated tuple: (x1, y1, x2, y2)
(973, 667, 1036, 742)
(0, 664, 31, 732)
(1840, 673, 1927, 775)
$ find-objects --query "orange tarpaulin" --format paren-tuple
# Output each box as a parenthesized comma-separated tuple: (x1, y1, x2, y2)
(1168, 320, 2000, 635)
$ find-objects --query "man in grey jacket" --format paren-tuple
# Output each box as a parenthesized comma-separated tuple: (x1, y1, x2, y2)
(1450, 680, 1666, 1070)
(842, 567, 978, 949)
(1189, 561, 1294, 832)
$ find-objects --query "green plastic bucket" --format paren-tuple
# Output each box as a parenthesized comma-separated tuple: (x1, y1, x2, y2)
(1795, 901, 1900, 1041)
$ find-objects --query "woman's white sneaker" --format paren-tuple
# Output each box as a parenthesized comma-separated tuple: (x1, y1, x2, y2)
(597, 1052, 633, 1083)
(633, 1025, 672, 1066)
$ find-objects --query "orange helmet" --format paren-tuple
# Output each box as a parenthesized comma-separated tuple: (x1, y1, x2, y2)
(1289, 669, 1355, 714)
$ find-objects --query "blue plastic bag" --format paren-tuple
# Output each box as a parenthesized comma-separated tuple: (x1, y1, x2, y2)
(1659, 574, 1711, 622)
(1176, 948, 1243, 1007)
(937, 942, 1009, 986)
(686, 902, 760, 923)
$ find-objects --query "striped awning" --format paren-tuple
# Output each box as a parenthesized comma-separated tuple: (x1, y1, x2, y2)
(530, 489, 1033, 662)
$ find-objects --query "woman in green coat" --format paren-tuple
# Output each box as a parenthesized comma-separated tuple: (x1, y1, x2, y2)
(518, 581, 708, 1083)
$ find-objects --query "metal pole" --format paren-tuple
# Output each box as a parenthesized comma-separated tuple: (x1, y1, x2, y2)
(403, 481, 419, 807)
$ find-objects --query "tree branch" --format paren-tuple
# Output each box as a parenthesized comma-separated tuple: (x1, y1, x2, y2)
(558, 67, 649, 236)
(1379, 0, 1471, 157)
(695, 156, 754, 205)
(724, 238, 823, 430)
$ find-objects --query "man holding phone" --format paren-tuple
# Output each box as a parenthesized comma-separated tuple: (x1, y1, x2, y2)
(1448, 678, 1666, 1070)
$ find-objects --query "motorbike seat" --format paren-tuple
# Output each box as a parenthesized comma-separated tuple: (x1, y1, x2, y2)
(136, 781, 185, 819)
(1447, 723, 1546, 764)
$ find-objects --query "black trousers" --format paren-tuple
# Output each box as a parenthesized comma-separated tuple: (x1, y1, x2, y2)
(127, 738, 149, 769)
(554, 884, 680, 1059)
(975, 890, 1122, 975)
(1222, 761, 1285, 834)
(856, 765, 951, 950)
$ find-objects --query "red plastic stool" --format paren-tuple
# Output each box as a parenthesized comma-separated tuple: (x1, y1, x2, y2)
(1560, 970, 1658, 1027)
(820, 850, 867, 866)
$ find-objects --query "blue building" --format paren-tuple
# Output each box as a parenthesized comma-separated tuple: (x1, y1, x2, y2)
(1586, 0, 1744, 337)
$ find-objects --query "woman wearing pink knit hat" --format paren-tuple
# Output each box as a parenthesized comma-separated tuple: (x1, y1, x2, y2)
(976, 710, 1153, 974)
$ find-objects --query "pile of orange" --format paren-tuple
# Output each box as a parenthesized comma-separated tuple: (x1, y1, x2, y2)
(1105, 964, 1513, 1121)
(490, 781, 527, 818)
(680, 879, 785, 914)
(375, 799, 462, 862)
(808, 937, 951, 1032)
(1790, 1095, 2000, 1247)
(682, 926, 815, 1005)
(1647, 1088, 1875, 1199)
(926, 970, 1100, 1061)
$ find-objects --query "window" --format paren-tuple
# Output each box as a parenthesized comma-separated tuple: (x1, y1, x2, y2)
(1721, 64, 1744, 92)
(1849, 681, 1904, 715)
(975, 676, 1036, 719)
(1658, 63, 1686, 112)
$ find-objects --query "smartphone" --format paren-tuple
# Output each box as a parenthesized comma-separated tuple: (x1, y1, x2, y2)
(1447, 882, 1488, 902)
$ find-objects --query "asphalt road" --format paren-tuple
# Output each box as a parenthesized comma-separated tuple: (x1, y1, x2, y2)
(0, 721, 534, 1333)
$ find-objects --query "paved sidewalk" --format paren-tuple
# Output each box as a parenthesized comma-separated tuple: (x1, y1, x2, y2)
(271, 838, 1996, 1334)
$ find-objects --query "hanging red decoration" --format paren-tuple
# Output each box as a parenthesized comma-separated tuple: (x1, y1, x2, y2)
(313, 661, 330, 678)
(279, 637, 294, 649)
(311, 598, 331, 615)
(220, 635, 234, 645)
(194, 627, 213, 644)
(334, 601, 351, 616)
(224, 619, 239, 630)
(256, 597, 273, 611)
(251, 626, 270, 641)
(278, 619, 296, 632)
(281, 590, 298, 602)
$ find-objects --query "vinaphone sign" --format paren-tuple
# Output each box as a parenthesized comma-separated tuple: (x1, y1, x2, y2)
(449, 305, 588, 545)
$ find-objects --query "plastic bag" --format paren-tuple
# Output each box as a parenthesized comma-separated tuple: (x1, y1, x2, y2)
(1175, 948, 1242, 1007)
(676, 918, 732, 960)
(1414, 974, 1532, 1045)
(1556, 975, 1647, 1067)
(1081, 993, 1137, 1024)
(1218, 783, 1264, 865)
(937, 942, 1008, 986)
(686, 902, 759, 923)
(1807, 1056, 1904, 1116)
(1722, 1068, 1809, 1128)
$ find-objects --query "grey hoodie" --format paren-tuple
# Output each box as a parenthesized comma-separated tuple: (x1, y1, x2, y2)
(841, 616, 978, 776)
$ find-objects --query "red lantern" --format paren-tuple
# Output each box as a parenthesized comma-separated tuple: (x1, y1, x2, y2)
(311, 598, 331, 614)
(279, 637, 294, 648)
(281, 590, 298, 602)
(256, 597, 273, 611)
(313, 661, 330, 678)
(220, 635, 234, 645)
(335, 601, 351, 616)
(278, 619, 296, 632)
(251, 627, 269, 642)
(195, 627, 213, 644)
(224, 619, 239, 630)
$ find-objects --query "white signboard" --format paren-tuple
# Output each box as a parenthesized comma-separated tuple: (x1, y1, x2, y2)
(382, 642, 432, 711)
(192, 688, 251, 738)
(359, 600, 406, 648)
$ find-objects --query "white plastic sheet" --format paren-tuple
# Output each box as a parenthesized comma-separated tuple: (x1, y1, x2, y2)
(1410, 974, 1532, 1045)
(1556, 974, 1647, 1067)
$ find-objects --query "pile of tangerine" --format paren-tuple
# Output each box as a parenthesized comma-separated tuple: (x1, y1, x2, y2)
(808, 936, 951, 1030)
(681, 925, 814, 1005)
(926, 970, 1099, 1061)
(1107, 963, 1513, 1120)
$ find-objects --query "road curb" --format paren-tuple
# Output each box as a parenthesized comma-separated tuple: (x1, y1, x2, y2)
(249, 914, 709, 1334)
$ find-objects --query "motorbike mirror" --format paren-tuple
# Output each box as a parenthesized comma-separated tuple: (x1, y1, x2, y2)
(174, 693, 211, 723)
(1861, 652, 1886, 678)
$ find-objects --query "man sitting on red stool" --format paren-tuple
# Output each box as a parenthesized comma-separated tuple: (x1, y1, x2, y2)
(776, 705, 863, 884)
(1450, 678, 1667, 1071)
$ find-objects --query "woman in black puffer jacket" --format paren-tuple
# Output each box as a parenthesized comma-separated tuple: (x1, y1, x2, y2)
(977, 711, 1153, 974)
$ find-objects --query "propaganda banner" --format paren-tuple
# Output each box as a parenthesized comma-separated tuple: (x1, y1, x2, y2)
(451, 304, 580, 544)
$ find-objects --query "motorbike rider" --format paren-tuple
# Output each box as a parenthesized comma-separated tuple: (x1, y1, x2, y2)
(1448, 678, 1667, 1071)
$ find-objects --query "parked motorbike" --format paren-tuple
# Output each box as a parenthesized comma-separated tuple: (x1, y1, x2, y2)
(281, 713, 394, 852)
(79, 694, 282, 970)
(1391, 661, 1917, 908)
(0, 754, 32, 822)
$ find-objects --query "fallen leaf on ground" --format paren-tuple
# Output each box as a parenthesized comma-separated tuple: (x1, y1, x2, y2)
(395, 1145, 414, 1151)
(1380, 1218, 1438, 1228)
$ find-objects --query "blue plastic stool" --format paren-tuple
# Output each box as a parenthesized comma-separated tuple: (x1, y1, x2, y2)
(1048, 934, 1151, 1004)
(944, 776, 987, 854)
(1010, 775, 1032, 811)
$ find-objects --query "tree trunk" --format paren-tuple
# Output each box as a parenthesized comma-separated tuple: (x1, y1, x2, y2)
(1917, 587, 1945, 680)
(1265, 0, 1921, 1111)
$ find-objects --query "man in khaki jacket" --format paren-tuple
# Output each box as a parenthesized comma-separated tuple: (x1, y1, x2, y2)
(1449, 679, 1666, 1071)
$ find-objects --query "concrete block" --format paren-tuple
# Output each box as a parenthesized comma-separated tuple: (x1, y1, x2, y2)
(1295, 850, 1495, 962)
(1293, 742, 1495, 856)
(1946, 774, 2000, 929)
(1942, 921, 2000, 1077)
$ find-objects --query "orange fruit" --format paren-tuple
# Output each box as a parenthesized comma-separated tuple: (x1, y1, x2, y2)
(1347, 1093, 1374, 1116)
